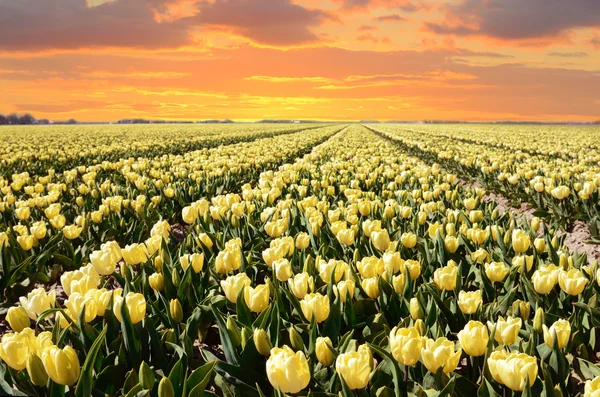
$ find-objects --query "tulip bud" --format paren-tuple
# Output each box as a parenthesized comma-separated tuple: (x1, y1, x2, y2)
(139, 361, 155, 390)
(409, 298, 424, 320)
(171, 269, 180, 287)
(26, 354, 48, 386)
(533, 308, 545, 334)
(551, 236, 559, 249)
(553, 385, 563, 397)
(534, 238, 546, 254)
(169, 299, 183, 323)
(512, 300, 530, 320)
(158, 377, 175, 397)
(254, 328, 273, 356)
(148, 273, 164, 292)
(531, 217, 540, 232)
(6, 306, 30, 332)
(316, 336, 334, 366)
(414, 319, 426, 336)
(226, 316, 242, 347)
(241, 327, 251, 349)
(491, 208, 498, 221)
(289, 327, 304, 351)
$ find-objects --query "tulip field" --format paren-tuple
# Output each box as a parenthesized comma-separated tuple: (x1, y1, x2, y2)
(1, 123, 600, 397)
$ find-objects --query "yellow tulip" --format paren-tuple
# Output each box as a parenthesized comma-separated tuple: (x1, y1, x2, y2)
(300, 293, 330, 323)
(371, 230, 390, 252)
(63, 225, 83, 240)
(334, 279, 355, 302)
(558, 268, 588, 295)
(316, 336, 334, 366)
(335, 345, 372, 390)
(17, 234, 34, 251)
(244, 284, 270, 313)
(457, 321, 488, 357)
(409, 297, 424, 320)
(122, 243, 148, 266)
(295, 232, 310, 250)
(19, 288, 56, 320)
(361, 277, 380, 298)
(531, 264, 559, 294)
(433, 261, 457, 291)
(287, 273, 314, 299)
(512, 230, 531, 254)
(484, 261, 510, 283)
(215, 248, 241, 274)
(488, 316, 522, 345)
(170, 299, 183, 323)
(182, 206, 198, 224)
(494, 351, 538, 391)
(400, 232, 417, 249)
(220, 273, 252, 303)
(266, 345, 310, 393)
(357, 256, 384, 278)
(543, 319, 571, 349)
(421, 337, 462, 374)
(0, 330, 34, 370)
(392, 273, 406, 294)
(64, 292, 97, 323)
(149, 273, 164, 291)
(336, 228, 355, 246)
(389, 327, 425, 366)
(253, 328, 273, 356)
(584, 375, 600, 397)
(272, 258, 292, 282)
(197, 232, 213, 249)
(89, 248, 118, 276)
(6, 306, 30, 332)
(458, 290, 482, 314)
(113, 292, 146, 324)
(41, 345, 80, 386)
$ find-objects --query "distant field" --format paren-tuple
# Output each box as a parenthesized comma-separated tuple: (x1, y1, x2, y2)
(1, 123, 599, 396)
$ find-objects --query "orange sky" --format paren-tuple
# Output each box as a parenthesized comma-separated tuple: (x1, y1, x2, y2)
(0, 0, 599, 122)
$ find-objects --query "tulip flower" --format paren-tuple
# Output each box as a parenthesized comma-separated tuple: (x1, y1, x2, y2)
(457, 290, 482, 314)
(113, 292, 146, 324)
(300, 293, 330, 323)
(389, 327, 425, 366)
(335, 345, 373, 390)
(19, 288, 56, 320)
(543, 319, 571, 349)
(584, 376, 600, 397)
(41, 345, 81, 385)
(272, 258, 292, 282)
(287, 273, 314, 299)
(6, 306, 30, 332)
(215, 248, 241, 274)
(371, 229, 390, 252)
(491, 351, 538, 391)
(401, 232, 417, 249)
(220, 273, 252, 303)
(149, 273, 165, 291)
(334, 279, 355, 302)
(484, 261, 510, 283)
(295, 232, 310, 250)
(433, 261, 457, 291)
(361, 277, 380, 299)
(266, 346, 311, 393)
(316, 337, 334, 366)
(487, 316, 522, 345)
(244, 284, 270, 313)
(421, 337, 462, 374)
(458, 321, 489, 357)
(558, 268, 588, 295)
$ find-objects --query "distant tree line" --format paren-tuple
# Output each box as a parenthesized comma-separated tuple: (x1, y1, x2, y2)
(0, 112, 78, 125)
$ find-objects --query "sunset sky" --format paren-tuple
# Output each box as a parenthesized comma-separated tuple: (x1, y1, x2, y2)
(0, 0, 599, 122)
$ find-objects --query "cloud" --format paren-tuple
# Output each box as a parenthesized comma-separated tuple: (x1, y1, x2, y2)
(358, 25, 378, 32)
(0, 0, 336, 51)
(375, 14, 407, 22)
(244, 75, 335, 83)
(356, 33, 380, 43)
(0, 0, 191, 51)
(547, 52, 588, 58)
(424, 0, 600, 42)
(336, 0, 423, 12)
(189, 0, 338, 46)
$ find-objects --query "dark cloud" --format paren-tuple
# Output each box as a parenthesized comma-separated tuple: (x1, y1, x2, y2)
(188, 0, 337, 46)
(338, 0, 422, 12)
(425, 0, 600, 40)
(0, 0, 335, 50)
(375, 14, 407, 22)
(358, 25, 377, 32)
(547, 52, 588, 58)
(0, 0, 191, 50)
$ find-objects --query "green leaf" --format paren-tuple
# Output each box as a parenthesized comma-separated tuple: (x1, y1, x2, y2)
(75, 325, 108, 397)
(186, 361, 216, 397)
(210, 305, 240, 365)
